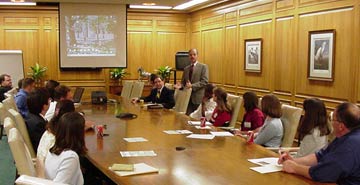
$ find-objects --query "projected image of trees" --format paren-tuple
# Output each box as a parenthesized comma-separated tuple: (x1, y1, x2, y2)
(65, 15, 117, 56)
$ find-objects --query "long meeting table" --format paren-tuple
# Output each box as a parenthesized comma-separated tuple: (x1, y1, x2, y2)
(83, 98, 333, 185)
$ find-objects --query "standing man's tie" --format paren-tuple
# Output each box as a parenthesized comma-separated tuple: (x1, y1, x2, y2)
(189, 64, 194, 81)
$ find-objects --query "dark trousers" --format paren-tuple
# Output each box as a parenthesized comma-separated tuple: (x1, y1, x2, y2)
(186, 101, 200, 115)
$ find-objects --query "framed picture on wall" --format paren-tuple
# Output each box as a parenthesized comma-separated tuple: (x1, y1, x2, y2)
(244, 38, 262, 73)
(308, 30, 336, 81)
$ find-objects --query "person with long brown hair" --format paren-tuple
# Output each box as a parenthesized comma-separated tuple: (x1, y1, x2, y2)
(240, 91, 264, 132)
(210, 87, 231, 127)
(254, 94, 283, 147)
(45, 112, 87, 185)
(296, 98, 331, 157)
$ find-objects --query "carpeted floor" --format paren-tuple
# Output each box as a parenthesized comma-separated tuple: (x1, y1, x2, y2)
(0, 136, 16, 185)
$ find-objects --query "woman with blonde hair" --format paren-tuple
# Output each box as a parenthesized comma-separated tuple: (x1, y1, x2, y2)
(210, 87, 231, 127)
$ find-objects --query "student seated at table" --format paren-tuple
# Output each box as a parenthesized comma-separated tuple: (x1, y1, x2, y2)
(239, 91, 264, 133)
(15, 78, 35, 118)
(190, 83, 216, 120)
(295, 98, 331, 157)
(209, 87, 231, 127)
(45, 85, 72, 120)
(45, 112, 86, 185)
(132, 75, 175, 109)
(253, 94, 283, 147)
(37, 100, 75, 177)
(25, 87, 50, 152)
(279, 102, 360, 184)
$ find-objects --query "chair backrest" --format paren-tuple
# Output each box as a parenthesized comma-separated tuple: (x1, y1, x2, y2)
(0, 102, 8, 124)
(174, 88, 192, 113)
(7, 87, 18, 96)
(4, 117, 16, 136)
(280, 104, 302, 147)
(3, 95, 18, 111)
(8, 128, 36, 176)
(130, 81, 144, 98)
(121, 81, 134, 98)
(227, 94, 243, 128)
(8, 109, 36, 158)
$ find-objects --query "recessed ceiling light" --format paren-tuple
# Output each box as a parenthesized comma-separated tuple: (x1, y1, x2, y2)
(142, 3, 156, 6)
(173, 0, 208, 10)
(129, 5, 172, 9)
(0, 2, 36, 5)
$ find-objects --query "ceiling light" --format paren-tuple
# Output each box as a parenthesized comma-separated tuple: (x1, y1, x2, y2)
(142, 3, 156, 6)
(0, 2, 36, 5)
(173, 0, 208, 10)
(129, 5, 172, 9)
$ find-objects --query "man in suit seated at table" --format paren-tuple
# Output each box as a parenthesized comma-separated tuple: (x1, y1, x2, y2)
(278, 102, 360, 185)
(132, 75, 175, 109)
(0, 74, 13, 102)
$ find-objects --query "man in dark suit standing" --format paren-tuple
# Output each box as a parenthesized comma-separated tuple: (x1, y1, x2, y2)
(133, 75, 175, 109)
(175, 48, 209, 115)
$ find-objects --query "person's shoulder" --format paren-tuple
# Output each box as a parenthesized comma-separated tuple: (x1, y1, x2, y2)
(61, 150, 79, 159)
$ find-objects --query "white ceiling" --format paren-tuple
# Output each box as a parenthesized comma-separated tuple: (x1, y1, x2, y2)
(30, 0, 228, 9)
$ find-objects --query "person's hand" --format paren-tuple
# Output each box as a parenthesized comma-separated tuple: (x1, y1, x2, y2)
(131, 98, 139, 103)
(174, 82, 182, 89)
(282, 160, 298, 174)
(278, 151, 293, 164)
(185, 80, 192, 88)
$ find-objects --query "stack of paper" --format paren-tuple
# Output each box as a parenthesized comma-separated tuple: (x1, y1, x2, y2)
(186, 134, 215, 140)
(210, 131, 234, 137)
(187, 121, 212, 126)
(111, 163, 159, 176)
(248, 157, 282, 174)
(123, 137, 148, 142)
(163, 130, 193, 134)
(195, 126, 212, 130)
(120, 150, 157, 157)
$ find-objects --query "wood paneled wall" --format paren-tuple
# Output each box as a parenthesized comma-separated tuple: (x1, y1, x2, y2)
(190, 0, 360, 110)
(1, 0, 359, 111)
(0, 8, 189, 101)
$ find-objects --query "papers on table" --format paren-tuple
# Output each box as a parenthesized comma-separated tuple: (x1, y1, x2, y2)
(195, 126, 212, 130)
(163, 130, 193, 134)
(248, 157, 282, 174)
(210, 131, 234, 137)
(111, 163, 159, 176)
(248, 157, 279, 166)
(120, 150, 157, 157)
(187, 121, 212, 126)
(250, 165, 282, 174)
(186, 134, 215, 140)
(123, 137, 148, 142)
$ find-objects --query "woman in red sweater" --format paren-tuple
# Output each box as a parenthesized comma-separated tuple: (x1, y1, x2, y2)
(210, 87, 231, 127)
(240, 91, 265, 132)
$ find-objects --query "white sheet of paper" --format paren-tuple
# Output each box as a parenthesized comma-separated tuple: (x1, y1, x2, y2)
(248, 157, 279, 166)
(123, 137, 148, 142)
(195, 126, 212, 130)
(186, 134, 215, 140)
(187, 121, 212, 126)
(250, 165, 282, 174)
(111, 163, 159, 176)
(163, 130, 193, 134)
(210, 131, 234, 137)
(120, 151, 157, 157)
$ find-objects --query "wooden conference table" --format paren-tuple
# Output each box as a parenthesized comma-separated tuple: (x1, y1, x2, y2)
(83, 98, 333, 185)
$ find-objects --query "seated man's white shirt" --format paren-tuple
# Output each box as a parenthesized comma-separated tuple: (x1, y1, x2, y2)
(190, 98, 216, 120)
(45, 101, 57, 121)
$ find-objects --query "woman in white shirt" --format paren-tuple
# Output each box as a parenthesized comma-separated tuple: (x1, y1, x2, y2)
(45, 112, 87, 185)
(190, 83, 217, 120)
(296, 98, 331, 157)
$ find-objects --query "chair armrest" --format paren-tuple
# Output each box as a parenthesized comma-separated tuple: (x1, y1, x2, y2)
(15, 175, 68, 185)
